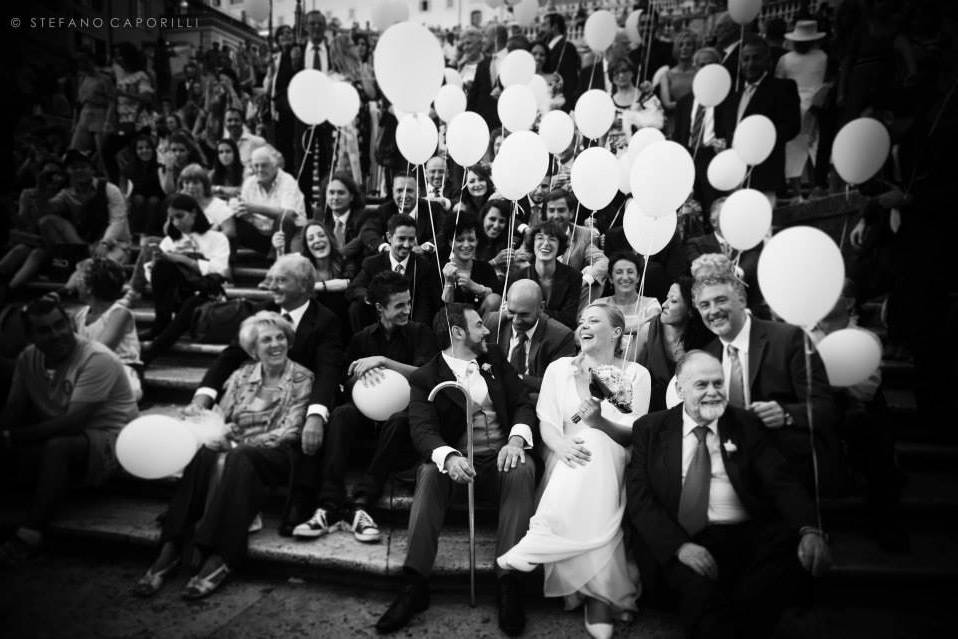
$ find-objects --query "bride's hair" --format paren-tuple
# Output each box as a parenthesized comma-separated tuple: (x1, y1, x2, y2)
(580, 301, 627, 358)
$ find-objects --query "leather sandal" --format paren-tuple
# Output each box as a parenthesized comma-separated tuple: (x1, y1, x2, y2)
(181, 563, 230, 600)
(132, 558, 180, 598)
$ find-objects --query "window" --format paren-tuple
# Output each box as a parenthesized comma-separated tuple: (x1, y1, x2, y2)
(348, 8, 356, 20)
(447, 0, 454, 7)
(420, 0, 430, 11)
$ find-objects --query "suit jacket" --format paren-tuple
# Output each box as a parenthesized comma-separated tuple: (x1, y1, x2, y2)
(407, 348, 537, 460)
(630, 40, 674, 83)
(546, 37, 580, 113)
(345, 252, 439, 326)
(466, 57, 501, 130)
(703, 318, 836, 458)
(317, 207, 376, 262)
(626, 405, 817, 565)
(715, 75, 801, 193)
(517, 262, 582, 330)
(483, 312, 576, 393)
(198, 299, 344, 409)
(358, 199, 442, 256)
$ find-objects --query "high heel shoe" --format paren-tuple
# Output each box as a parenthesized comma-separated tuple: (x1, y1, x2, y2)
(584, 601, 614, 639)
(182, 563, 230, 600)
(132, 558, 180, 598)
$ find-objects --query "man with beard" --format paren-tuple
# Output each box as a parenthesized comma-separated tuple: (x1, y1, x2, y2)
(626, 350, 831, 639)
(0, 295, 138, 565)
(692, 268, 836, 488)
(292, 271, 438, 544)
(376, 303, 536, 636)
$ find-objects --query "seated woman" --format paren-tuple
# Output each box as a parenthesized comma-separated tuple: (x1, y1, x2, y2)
(121, 134, 166, 236)
(72, 258, 143, 401)
(294, 221, 357, 327)
(636, 275, 711, 411)
(439, 212, 502, 317)
(513, 220, 582, 330)
(476, 198, 518, 284)
(159, 132, 206, 195)
(177, 163, 234, 232)
(209, 138, 244, 200)
(134, 194, 231, 361)
(133, 311, 313, 600)
(311, 172, 368, 263)
(594, 252, 662, 361)
(452, 163, 493, 217)
(498, 302, 651, 638)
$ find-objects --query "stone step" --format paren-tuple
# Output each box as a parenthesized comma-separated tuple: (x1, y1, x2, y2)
(897, 442, 958, 470)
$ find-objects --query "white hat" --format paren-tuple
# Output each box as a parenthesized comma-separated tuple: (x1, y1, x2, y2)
(785, 20, 826, 42)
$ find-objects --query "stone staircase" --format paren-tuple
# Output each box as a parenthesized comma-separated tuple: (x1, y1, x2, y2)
(3, 194, 957, 611)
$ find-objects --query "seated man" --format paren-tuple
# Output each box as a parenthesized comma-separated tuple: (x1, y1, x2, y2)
(223, 107, 266, 174)
(627, 350, 831, 639)
(423, 155, 455, 211)
(293, 271, 439, 542)
(345, 214, 440, 332)
(189, 255, 344, 536)
(484, 279, 576, 399)
(358, 172, 442, 256)
(376, 303, 536, 636)
(222, 145, 305, 255)
(0, 294, 138, 565)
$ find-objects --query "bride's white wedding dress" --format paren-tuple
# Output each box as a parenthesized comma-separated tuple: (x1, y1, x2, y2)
(498, 357, 651, 612)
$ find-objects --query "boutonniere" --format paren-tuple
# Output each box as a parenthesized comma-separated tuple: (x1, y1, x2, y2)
(480, 362, 495, 379)
(722, 439, 738, 455)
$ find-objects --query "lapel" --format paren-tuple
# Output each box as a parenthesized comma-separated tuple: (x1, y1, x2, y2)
(716, 411, 746, 497)
(481, 356, 510, 425)
(499, 316, 515, 349)
(747, 319, 768, 391)
(527, 319, 546, 367)
(656, 407, 685, 513)
(433, 354, 467, 414)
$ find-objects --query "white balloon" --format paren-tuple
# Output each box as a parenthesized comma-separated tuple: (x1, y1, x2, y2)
(499, 50, 536, 87)
(629, 140, 695, 217)
(444, 67, 463, 87)
(446, 111, 490, 167)
(625, 10, 644, 46)
(246, 0, 269, 23)
(352, 369, 411, 421)
(433, 84, 467, 123)
(707, 149, 748, 191)
(374, 22, 445, 114)
(623, 200, 678, 256)
(396, 113, 439, 165)
(832, 117, 891, 185)
(539, 110, 575, 154)
(817, 328, 883, 387)
(116, 415, 198, 480)
(492, 131, 549, 200)
(327, 82, 361, 127)
(628, 127, 665, 157)
(287, 70, 331, 125)
(692, 64, 732, 107)
(720, 188, 772, 251)
(733, 115, 777, 165)
(528, 74, 550, 112)
(618, 153, 634, 194)
(571, 147, 620, 211)
(665, 375, 681, 408)
(497, 84, 538, 132)
(758, 226, 845, 327)
(729, 0, 762, 25)
(583, 10, 617, 52)
(513, 0, 539, 27)
(371, 0, 409, 31)
(574, 89, 616, 140)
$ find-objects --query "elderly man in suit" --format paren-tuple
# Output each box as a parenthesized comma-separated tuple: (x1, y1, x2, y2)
(484, 279, 576, 398)
(376, 303, 536, 636)
(627, 350, 831, 639)
(189, 254, 344, 536)
(358, 173, 442, 257)
(716, 36, 801, 206)
(541, 13, 580, 113)
(692, 268, 836, 488)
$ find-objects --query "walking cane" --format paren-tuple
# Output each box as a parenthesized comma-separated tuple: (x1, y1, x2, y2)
(427, 379, 477, 607)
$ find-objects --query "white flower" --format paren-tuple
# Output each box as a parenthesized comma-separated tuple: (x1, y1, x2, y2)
(722, 440, 738, 455)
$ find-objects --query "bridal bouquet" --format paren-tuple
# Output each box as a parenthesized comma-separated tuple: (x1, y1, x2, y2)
(588, 365, 634, 414)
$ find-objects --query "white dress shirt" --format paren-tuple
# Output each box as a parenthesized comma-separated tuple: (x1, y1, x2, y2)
(388, 253, 410, 274)
(507, 320, 538, 374)
(737, 72, 767, 123)
(719, 313, 752, 407)
(681, 409, 748, 525)
(430, 352, 533, 472)
(305, 40, 329, 72)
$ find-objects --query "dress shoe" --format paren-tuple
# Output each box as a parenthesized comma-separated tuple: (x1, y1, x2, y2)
(584, 600, 614, 639)
(181, 563, 230, 600)
(132, 558, 180, 598)
(497, 574, 526, 636)
(375, 580, 429, 634)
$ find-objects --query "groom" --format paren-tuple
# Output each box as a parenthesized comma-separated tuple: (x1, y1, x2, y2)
(376, 303, 537, 636)
(626, 351, 831, 639)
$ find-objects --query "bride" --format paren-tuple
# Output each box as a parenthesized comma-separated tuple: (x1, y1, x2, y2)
(498, 302, 651, 638)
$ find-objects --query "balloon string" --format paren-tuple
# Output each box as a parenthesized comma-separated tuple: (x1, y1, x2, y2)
(839, 184, 850, 250)
(803, 331, 825, 532)
(497, 200, 519, 340)
(643, 1, 656, 83)
(295, 124, 317, 183)
(735, 24, 744, 94)
(745, 166, 753, 189)
(399, 161, 411, 213)
(607, 200, 626, 230)
(329, 128, 341, 187)
(623, 258, 650, 369)
(422, 163, 448, 300)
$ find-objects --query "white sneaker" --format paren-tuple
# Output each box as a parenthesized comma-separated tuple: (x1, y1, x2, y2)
(348, 508, 381, 543)
(292, 508, 338, 539)
(247, 513, 263, 534)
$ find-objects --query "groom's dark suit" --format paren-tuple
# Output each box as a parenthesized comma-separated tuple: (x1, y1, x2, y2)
(404, 348, 537, 578)
(627, 405, 817, 639)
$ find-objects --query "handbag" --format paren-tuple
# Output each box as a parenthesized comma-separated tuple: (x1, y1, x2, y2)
(190, 297, 255, 344)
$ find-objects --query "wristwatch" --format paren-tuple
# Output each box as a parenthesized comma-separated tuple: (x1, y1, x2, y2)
(783, 411, 795, 427)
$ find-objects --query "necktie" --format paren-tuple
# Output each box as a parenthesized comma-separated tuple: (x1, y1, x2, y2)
(509, 331, 528, 375)
(689, 104, 705, 148)
(312, 45, 322, 71)
(282, 312, 294, 327)
(737, 83, 757, 123)
(333, 218, 346, 249)
(727, 344, 745, 408)
(678, 425, 711, 537)
(394, 263, 405, 276)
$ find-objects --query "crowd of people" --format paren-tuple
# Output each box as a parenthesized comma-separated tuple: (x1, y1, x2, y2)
(2, 0, 957, 637)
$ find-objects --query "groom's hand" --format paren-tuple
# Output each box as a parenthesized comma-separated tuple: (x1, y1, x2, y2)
(677, 543, 718, 580)
(444, 455, 476, 484)
(497, 437, 526, 472)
